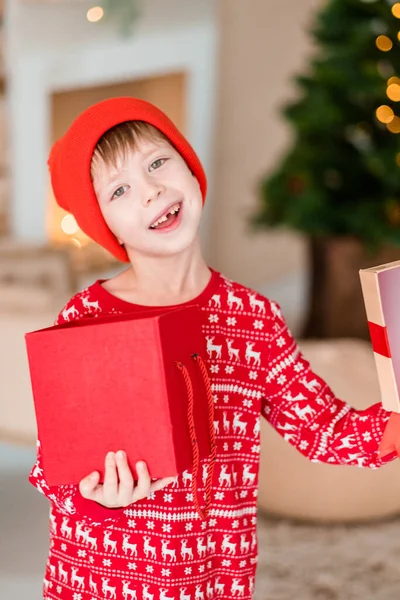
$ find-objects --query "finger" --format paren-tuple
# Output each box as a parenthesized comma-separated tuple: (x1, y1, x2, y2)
(150, 476, 175, 494)
(79, 471, 100, 499)
(132, 461, 151, 501)
(115, 450, 134, 506)
(102, 452, 118, 505)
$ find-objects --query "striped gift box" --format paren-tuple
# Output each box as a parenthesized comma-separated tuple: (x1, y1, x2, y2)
(360, 260, 400, 413)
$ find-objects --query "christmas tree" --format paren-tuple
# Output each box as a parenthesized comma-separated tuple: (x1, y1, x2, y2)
(252, 0, 400, 338)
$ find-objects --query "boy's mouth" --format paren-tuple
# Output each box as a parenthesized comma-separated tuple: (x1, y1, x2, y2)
(149, 201, 182, 230)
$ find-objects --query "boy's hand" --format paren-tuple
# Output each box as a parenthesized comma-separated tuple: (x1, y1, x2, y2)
(79, 451, 175, 508)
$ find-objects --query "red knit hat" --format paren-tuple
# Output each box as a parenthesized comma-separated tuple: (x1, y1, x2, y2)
(48, 97, 207, 263)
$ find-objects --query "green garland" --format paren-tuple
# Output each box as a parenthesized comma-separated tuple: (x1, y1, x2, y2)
(100, 0, 141, 35)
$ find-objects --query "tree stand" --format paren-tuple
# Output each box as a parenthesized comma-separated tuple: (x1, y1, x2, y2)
(302, 236, 400, 339)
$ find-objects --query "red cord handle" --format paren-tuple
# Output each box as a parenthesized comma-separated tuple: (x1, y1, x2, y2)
(175, 354, 216, 520)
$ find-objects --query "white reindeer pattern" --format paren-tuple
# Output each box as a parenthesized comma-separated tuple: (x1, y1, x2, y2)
(36, 278, 367, 600)
(206, 336, 222, 359)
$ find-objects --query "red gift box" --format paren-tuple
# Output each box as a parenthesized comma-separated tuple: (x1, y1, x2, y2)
(25, 305, 216, 518)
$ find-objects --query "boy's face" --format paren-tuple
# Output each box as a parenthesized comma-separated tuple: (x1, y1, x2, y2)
(92, 137, 203, 259)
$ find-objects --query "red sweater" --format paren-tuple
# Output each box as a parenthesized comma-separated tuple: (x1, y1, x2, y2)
(29, 268, 394, 600)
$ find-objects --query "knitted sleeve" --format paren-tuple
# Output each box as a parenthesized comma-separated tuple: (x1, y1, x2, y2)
(28, 293, 125, 527)
(261, 300, 396, 468)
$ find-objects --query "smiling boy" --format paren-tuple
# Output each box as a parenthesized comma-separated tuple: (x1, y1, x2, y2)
(29, 97, 395, 600)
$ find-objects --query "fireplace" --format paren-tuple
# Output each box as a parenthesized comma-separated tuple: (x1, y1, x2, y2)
(6, 0, 217, 269)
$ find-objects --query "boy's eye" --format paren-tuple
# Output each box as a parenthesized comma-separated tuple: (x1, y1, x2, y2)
(149, 158, 167, 171)
(111, 185, 128, 200)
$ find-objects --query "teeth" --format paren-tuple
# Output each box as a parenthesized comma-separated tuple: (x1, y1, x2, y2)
(150, 203, 181, 228)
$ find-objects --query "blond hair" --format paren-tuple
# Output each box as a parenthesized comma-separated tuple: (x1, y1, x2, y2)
(90, 120, 169, 177)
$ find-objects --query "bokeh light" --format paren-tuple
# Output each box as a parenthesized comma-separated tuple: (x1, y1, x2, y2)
(387, 84, 400, 101)
(87, 7, 104, 23)
(376, 105, 395, 123)
(387, 116, 400, 133)
(61, 214, 80, 235)
(376, 35, 393, 51)
(392, 3, 400, 19)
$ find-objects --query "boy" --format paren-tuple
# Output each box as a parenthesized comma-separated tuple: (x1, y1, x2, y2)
(29, 97, 396, 600)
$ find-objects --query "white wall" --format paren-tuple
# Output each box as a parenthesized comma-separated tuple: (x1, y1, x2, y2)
(8, 0, 216, 53)
(208, 0, 323, 330)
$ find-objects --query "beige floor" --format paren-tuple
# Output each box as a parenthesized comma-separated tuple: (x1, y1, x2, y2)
(2, 442, 400, 599)
(256, 516, 400, 600)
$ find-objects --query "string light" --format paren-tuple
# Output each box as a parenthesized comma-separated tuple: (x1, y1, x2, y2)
(392, 3, 400, 19)
(387, 116, 400, 133)
(387, 83, 400, 101)
(376, 105, 395, 123)
(87, 6, 104, 23)
(61, 214, 79, 236)
(376, 35, 393, 51)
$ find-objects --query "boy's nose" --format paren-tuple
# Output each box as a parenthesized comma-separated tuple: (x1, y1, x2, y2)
(141, 178, 166, 206)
